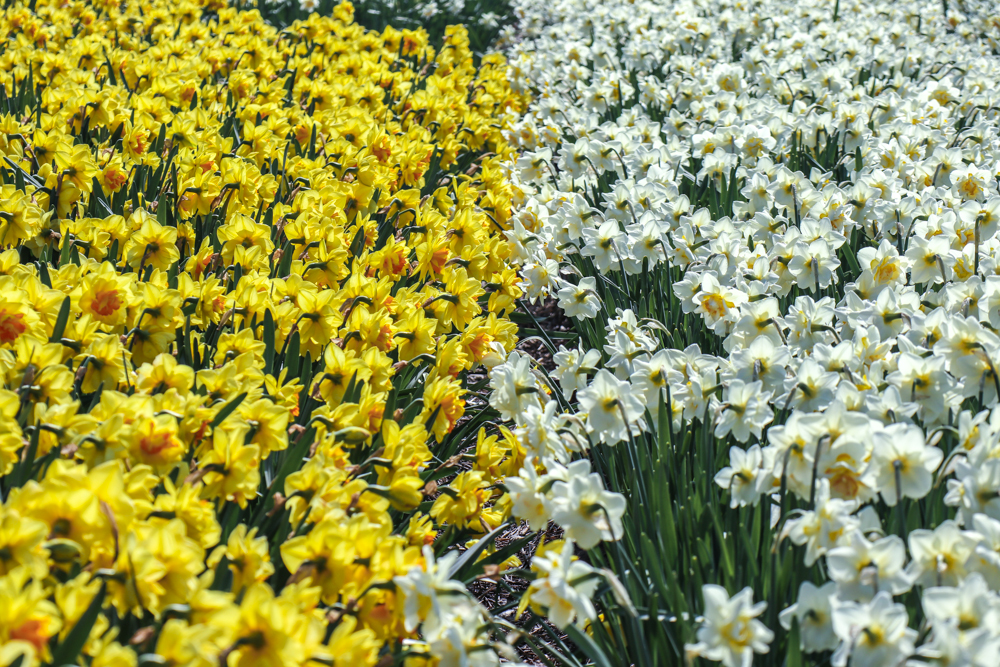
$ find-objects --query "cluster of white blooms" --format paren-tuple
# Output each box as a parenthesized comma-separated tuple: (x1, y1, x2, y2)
(488, 349, 628, 532)
(484, 328, 634, 633)
(394, 547, 530, 667)
(493, 0, 1000, 663)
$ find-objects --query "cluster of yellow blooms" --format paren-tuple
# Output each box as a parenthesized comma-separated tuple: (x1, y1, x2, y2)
(0, 0, 530, 665)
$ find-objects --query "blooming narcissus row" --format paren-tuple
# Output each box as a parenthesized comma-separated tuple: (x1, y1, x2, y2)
(489, 0, 1000, 664)
(0, 0, 602, 665)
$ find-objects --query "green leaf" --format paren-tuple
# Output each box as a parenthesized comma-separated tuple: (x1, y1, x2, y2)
(841, 245, 861, 280)
(285, 331, 300, 377)
(49, 296, 71, 343)
(299, 352, 312, 386)
(786, 617, 803, 667)
(11, 426, 41, 489)
(154, 122, 167, 155)
(157, 197, 168, 225)
(104, 56, 117, 87)
(642, 534, 678, 613)
(307, 123, 318, 159)
(475, 531, 536, 572)
(275, 238, 294, 278)
(251, 426, 314, 527)
(448, 522, 509, 581)
(210, 392, 247, 428)
(38, 260, 51, 287)
(57, 233, 73, 267)
(107, 238, 120, 263)
(263, 310, 276, 375)
(83, 382, 104, 414)
(50, 580, 107, 666)
(564, 623, 614, 667)
(108, 121, 124, 148)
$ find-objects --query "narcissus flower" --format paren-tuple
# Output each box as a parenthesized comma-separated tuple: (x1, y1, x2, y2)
(523, 540, 599, 629)
(420, 376, 466, 443)
(686, 585, 773, 667)
(831, 592, 916, 667)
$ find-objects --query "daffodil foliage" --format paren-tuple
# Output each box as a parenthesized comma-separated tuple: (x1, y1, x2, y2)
(488, 0, 1000, 665)
(248, 0, 513, 58)
(0, 0, 590, 665)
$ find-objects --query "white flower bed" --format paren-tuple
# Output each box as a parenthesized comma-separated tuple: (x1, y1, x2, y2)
(489, 0, 1000, 664)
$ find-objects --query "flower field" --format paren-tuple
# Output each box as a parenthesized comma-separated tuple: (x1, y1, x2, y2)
(7, 0, 1000, 665)
(0, 1, 536, 665)
(497, 0, 1000, 665)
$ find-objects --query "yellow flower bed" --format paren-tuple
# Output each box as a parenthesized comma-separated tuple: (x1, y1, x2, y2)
(0, 1, 527, 665)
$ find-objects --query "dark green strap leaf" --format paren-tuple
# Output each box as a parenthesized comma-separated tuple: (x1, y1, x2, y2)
(210, 392, 247, 428)
(50, 580, 107, 666)
(49, 296, 71, 343)
(448, 522, 509, 581)
(564, 623, 614, 667)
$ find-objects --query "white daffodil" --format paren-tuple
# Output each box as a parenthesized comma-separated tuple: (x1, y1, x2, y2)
(714, 379, 774, 443)
(630, 349, 679, 420)
(787, 238, 840, 293)
(548, 459, 626, 548)
(488, 350, 542, 421)
(726, 334, 790, 395)
(516, 402, 572, 463)
(521, 257, 561, 302)
(694, 271, 747, 335)
(784, 479, 860, 567)
(825, 530, 912, 602)
(552, 344, 601, 399)
(525, 539, 600, 629)
(831, 591, 916, 667)
(922, 572, 1000, 646)
(505, 462, 553, 531)
(394, 546, 470, 633)
(581, 220, 626, 273)
(863, 422, 943, 506)
(715, 444, 773, 508)
(779, 581, 838, 653)
(424, 605, 500, 667)
(576, 369, 645, 445)
(945, 458, 1000, 526)
(907, 521, 980, 588)
(951, 165, 994, 201)
(556, 276, 602, 319)
(685, 585, 773, 667)
(968, 513, 1000, 590)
